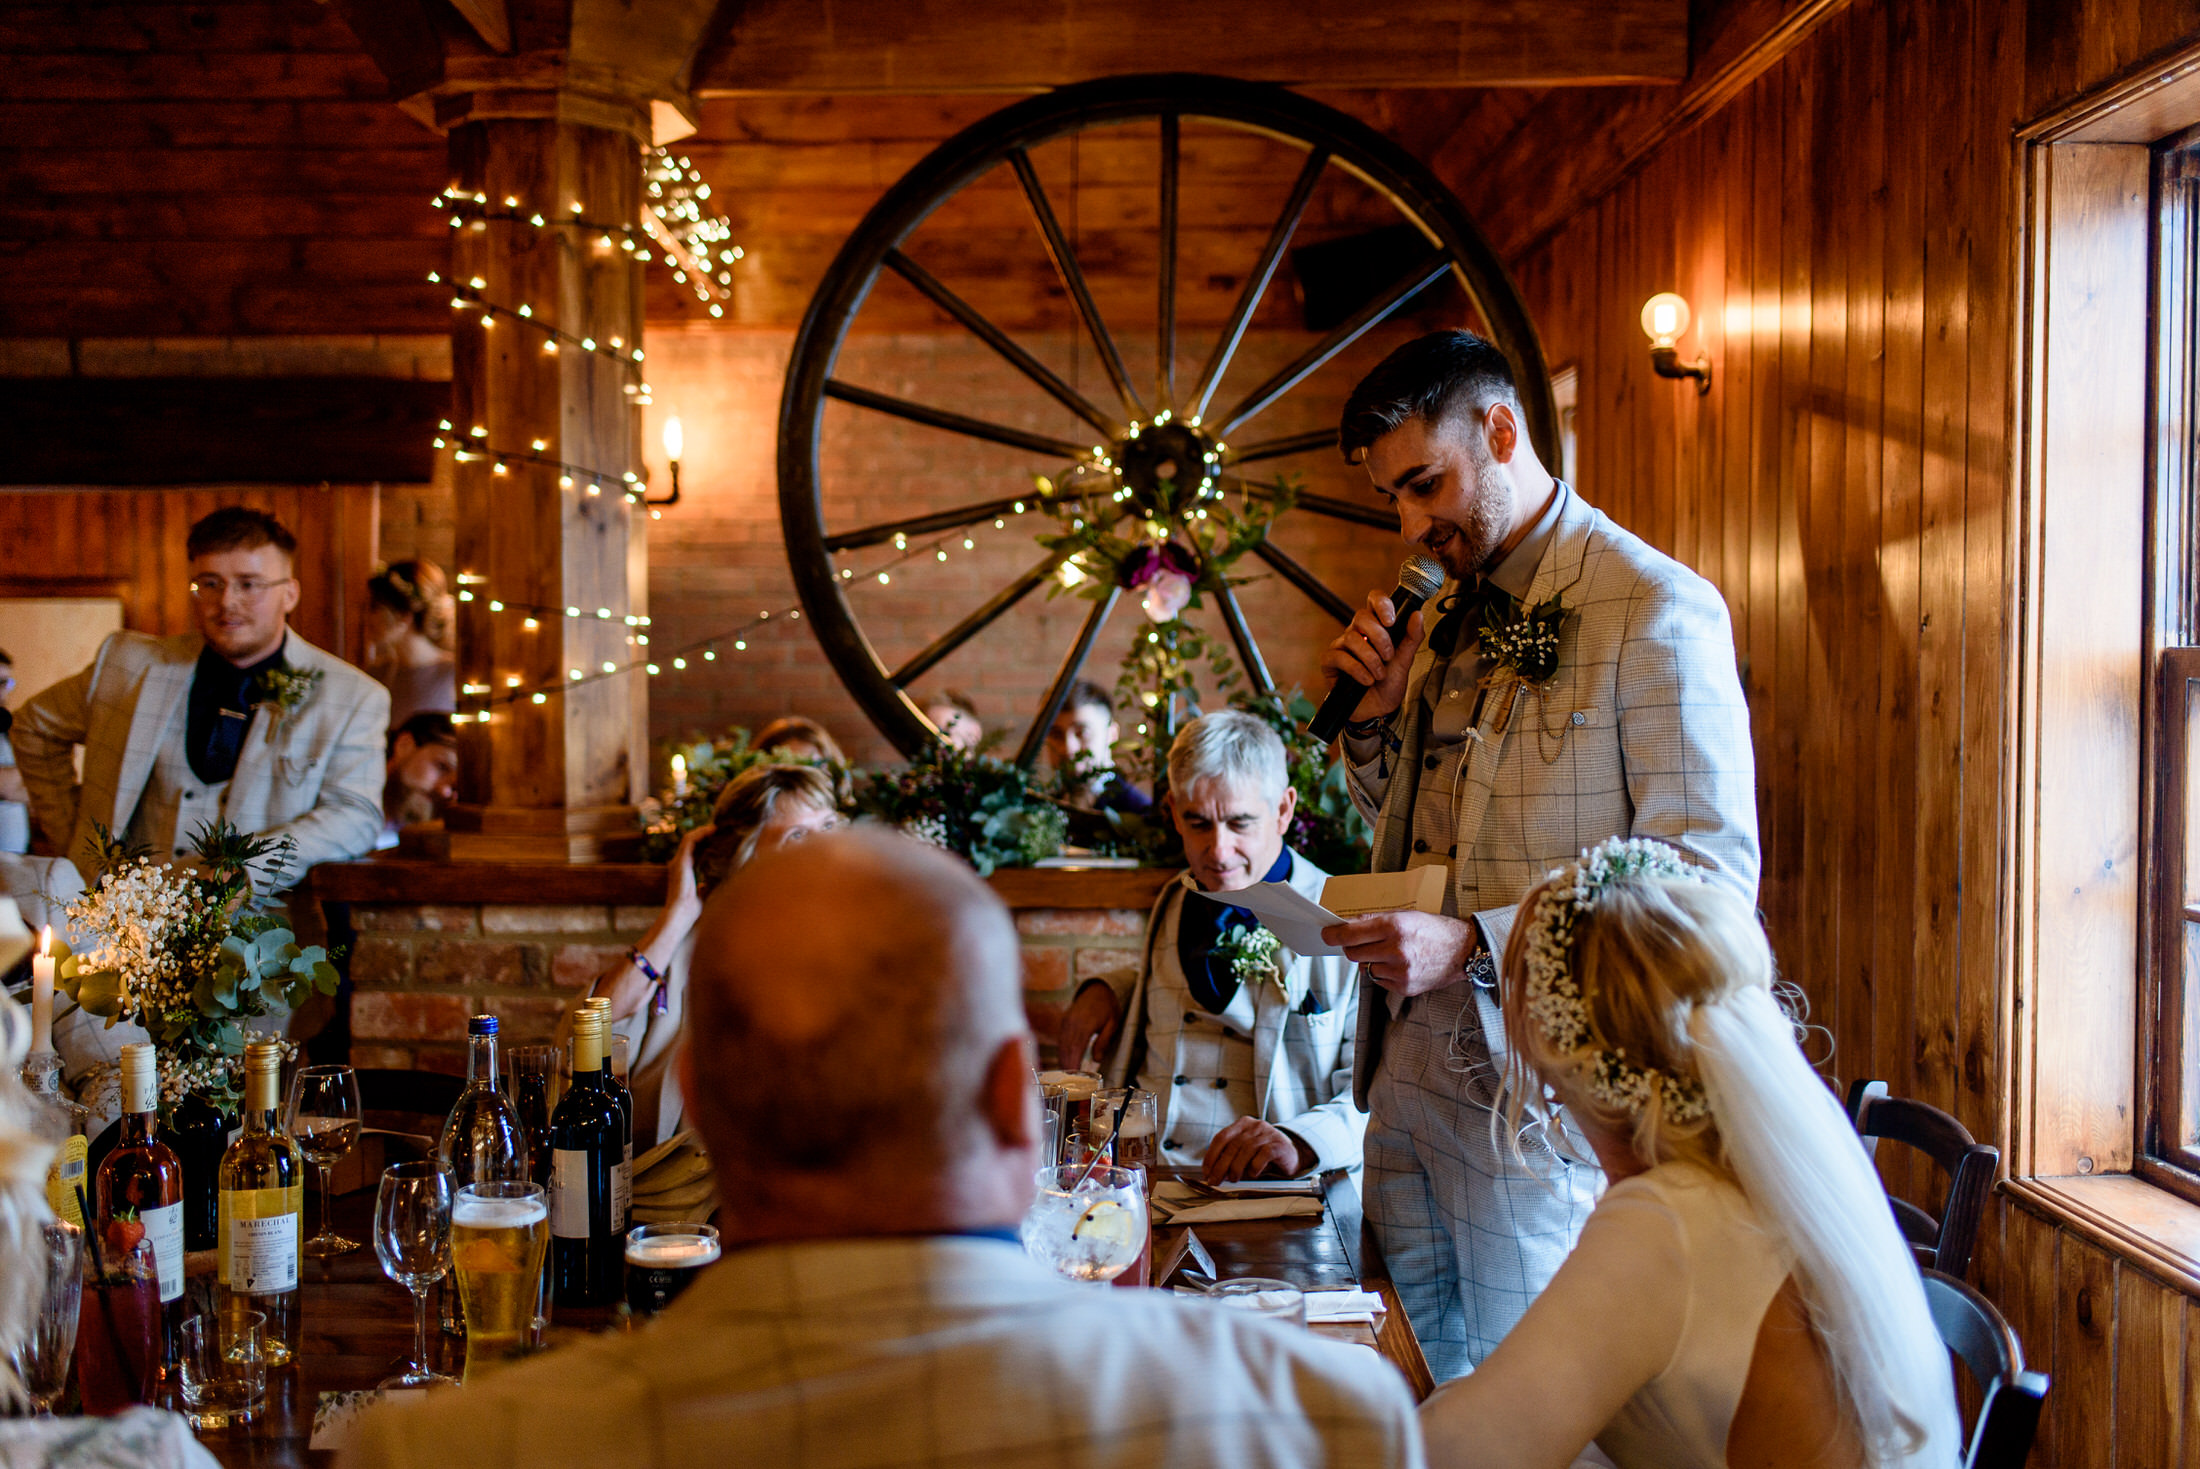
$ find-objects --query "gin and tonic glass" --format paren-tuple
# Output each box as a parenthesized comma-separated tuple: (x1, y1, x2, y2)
(1021, 1166, 1147, 1283)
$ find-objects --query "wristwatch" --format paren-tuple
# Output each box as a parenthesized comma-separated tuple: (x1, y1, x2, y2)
(1462, 947, 1499, 989)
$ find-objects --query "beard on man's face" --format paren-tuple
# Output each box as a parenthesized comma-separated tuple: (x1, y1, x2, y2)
(385, 780, 444, 829)
(1422, 446, 1513, 580)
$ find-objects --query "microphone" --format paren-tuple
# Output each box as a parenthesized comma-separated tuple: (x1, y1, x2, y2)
(1306, 553, 1448, 743)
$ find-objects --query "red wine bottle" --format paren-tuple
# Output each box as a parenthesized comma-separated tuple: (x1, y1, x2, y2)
(95, 1043, 186, 1366)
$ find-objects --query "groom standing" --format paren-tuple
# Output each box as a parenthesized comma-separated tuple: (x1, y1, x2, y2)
(1317, 332, 1759, 1379)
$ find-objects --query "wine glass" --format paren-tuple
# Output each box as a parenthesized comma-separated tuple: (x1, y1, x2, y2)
(373, 1161, 456, 1388)
(286, 1064, 363, 1257)
(10, 1220, 82, 1415)
(1020, 1165, 1147, 1283)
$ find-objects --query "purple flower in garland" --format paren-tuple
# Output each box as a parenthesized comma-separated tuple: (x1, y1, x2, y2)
(1119, 541, 1200, 623)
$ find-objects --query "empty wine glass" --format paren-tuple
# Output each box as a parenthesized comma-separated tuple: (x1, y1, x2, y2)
(287, 1064, 363, 1257)
(10, 1220, 82, 1415)
(374, 1161, 456, 1389)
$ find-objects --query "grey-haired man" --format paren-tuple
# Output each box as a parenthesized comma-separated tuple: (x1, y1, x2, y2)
(1316, 331, 1760, 1379)
(1057, 711, 1365, 1183)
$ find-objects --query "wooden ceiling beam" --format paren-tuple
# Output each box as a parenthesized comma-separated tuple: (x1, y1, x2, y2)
(693, 0, 1689, 95)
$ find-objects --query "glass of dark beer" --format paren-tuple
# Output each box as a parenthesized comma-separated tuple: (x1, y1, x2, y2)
(624, 1222, 721, 1318)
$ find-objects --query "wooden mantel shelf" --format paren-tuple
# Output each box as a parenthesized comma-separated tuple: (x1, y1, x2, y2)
(305, 857, 1176, 912)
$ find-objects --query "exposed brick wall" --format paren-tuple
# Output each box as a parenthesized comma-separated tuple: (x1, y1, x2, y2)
(345, 899, 1148, 1072)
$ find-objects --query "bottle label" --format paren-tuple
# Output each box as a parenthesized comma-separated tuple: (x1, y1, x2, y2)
(550, 1148, 594, 1239)
(223, 1208, 300, 1294)
(45, 1138, 88, 1225)
(142, 1200, 185, 1303)
(615, 1145, 631, 1233)
(121, 1070, 158, 1117)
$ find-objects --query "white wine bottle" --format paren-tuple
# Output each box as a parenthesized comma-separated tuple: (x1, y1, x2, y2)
(217, 1040, 304, 1365)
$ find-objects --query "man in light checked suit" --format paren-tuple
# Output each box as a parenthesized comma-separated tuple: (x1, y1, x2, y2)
(14, 507, 386, 892)
(1058, 710, 1365, 1182)
(347, 828, 1423, 1469)
(1316, 332, 1760, 1381)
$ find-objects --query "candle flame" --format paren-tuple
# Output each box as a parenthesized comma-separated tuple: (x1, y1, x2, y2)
(37, 925, 49, 957)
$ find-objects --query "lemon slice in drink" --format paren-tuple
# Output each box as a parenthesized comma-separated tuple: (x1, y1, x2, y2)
(1071, 1199, 1136, 1252)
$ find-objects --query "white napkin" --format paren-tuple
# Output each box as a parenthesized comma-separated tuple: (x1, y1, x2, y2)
(1305, 1288, 1387, 1323)
(1151, 1188, 1326, 1225)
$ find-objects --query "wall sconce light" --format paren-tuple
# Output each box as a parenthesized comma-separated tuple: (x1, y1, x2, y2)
(646, 412, 683, 509)
(1640, 293, 1710, 394)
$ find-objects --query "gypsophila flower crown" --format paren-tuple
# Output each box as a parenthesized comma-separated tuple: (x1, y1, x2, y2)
(1522, 837, 1711, 1124)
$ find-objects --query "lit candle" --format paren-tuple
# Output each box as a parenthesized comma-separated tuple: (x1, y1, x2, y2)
(670, 752, 689, 799)
(30, 926, 54, 1056)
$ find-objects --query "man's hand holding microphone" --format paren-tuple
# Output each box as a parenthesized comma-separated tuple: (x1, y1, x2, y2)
(1312, 555, 1482, 997)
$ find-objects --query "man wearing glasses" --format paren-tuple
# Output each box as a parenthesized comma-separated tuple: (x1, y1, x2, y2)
(14, 507, 387, 889)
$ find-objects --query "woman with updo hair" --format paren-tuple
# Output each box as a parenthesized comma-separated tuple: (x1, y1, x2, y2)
(576, 763, 842, 1146)
(1419, 838, 1957, 1469)
(363, 560, 456, 727)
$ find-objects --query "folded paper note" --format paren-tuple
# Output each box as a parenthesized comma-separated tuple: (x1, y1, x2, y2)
(1220, 866, 1447, 957)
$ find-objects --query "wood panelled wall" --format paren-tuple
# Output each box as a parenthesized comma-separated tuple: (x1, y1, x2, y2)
(1502, 0, 2200, 1460)
(0, 486, 380, 668)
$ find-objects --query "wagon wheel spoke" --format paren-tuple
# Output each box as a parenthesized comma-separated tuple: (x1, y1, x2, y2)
(884, 250, 1119, 438)
(823, 495, 1036, 554)
(1233, 478, 1395, 532)
(1214, 247, 1453, 439)
(890, 550, 1071, 687)
(1008, 148, 1147, 422)
(1223, 428, 1336, 466)
(1157, 112, 1180, 413)
(823, 379, 1088, 460)
(1016, 586, 1122, 768)
(1250, 539, 1357, 624)
(1212, 585, 1275, 695)
(1187, 146, 1329, 426)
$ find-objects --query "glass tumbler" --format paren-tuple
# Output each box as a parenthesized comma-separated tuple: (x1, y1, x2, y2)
(178, 1312, 267, 1429)
(10, 1220, 82, 1415)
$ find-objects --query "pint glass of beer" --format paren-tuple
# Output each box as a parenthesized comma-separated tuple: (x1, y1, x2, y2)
(624, 1222, 721, 1318)
(451, 1182, 549, 1380)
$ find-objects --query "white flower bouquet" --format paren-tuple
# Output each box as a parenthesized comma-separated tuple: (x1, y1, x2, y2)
(50, 821, 340, 1114)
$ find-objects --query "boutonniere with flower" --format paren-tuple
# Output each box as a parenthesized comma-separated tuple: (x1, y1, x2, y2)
(1215, 922, 1285, 997)
(1475, 592, 1571, 739)
(251, 665, 322, 740)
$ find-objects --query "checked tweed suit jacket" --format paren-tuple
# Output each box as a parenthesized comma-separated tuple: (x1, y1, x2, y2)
(14, 628, 387, 891)
(1346, 487, 1761, 1110)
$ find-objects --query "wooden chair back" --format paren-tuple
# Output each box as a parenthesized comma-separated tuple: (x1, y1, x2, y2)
(1923, 1268, 2049, 1469)
(1845, 1078, 1999, 1278)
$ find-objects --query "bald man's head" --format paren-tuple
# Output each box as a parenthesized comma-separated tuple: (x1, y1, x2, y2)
(683, 827, 1032, 1210)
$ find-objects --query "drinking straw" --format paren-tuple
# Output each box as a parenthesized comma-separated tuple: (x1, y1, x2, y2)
(73, 1185, 146, 1406)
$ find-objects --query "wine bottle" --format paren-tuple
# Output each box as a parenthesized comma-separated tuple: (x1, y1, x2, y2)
(95, 1043, 186, 1356)
(436, 1014, 525, 1334)
(168, 1089, 236, 1252)
(549, 1011, 621, 1308)
(581, 998, 633, 1234)
(216, 1039, 303, 1365)
(18, 1051, 89, 1228)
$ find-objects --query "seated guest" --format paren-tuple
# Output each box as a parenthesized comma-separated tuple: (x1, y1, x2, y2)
(583, 763, 840, 1145)
(378, 713, 460, 850)
(752, 713, 846, 767)
(13, 508, 387, 890)
(347, 828, 1420, 1469)
(0, 970, 219, 1466)
(0, 650, 27, 854)
(921, 688, 984, 752)
(363, 560, 457, 727)
(1419, 840, 1956, 1468)
(1045, 679, 1152, 814)
(1057, 712, 1364, 1182)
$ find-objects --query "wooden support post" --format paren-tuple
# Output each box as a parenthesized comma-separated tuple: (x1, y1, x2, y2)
(443, 102, 650, 861)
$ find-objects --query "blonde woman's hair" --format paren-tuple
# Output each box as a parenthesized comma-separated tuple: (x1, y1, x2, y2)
(0, 991, 55, 1408)
(1500, 869, 1767, 1176)
(1499, 859, 1957, 1469)
(695, 763, 839, 896)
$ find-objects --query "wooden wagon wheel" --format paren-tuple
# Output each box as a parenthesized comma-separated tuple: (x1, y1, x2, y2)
(778, 72, 1557, 762)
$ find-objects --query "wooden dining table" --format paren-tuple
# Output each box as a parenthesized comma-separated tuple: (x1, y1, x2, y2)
(166, 1164, 1428, 1467)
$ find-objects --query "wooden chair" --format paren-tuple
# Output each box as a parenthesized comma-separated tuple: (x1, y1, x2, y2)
(1924, 1267, 2049, 1468)
(1844, 1078, 1998, 1278)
